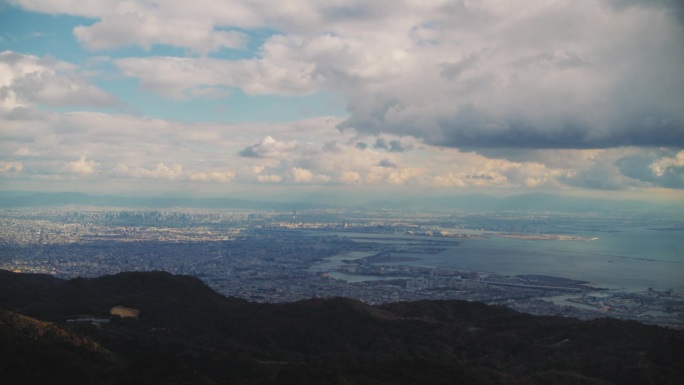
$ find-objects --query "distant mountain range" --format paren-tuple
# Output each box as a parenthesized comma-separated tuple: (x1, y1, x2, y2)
(0, 191, 333, 210)
(0, 190, 681, 213)
(371, 192, 683, 213)
(1, 269, 683, 384)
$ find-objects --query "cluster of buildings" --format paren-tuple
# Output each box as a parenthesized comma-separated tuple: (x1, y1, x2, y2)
(1, 208, 682, 329)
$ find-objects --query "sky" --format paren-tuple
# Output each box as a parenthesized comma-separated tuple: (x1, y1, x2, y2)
(1, 0, 683, 203)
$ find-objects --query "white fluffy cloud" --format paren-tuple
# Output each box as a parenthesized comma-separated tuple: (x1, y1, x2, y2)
(651, 151, 684, 177)
(10, 1, 682, 148)
(428, 152, 567, 189)
(0, 51, 119, 111)
(63, 156, 99, 175)
(189, 170, 236, 182)
(234, 134, 569, 188)
(0, 104, 681, 194)
(74, 14, 246, 54)
(239, 136, 303, 158)
(63, 0, 683, 149)
(233, 134, 424, 186)
(0, 161, 23, 174)
(3, 1, 684, 198)
(113, 162, 183, 180)
(610, 149, 684, 189)
(13, 147, 32, 156)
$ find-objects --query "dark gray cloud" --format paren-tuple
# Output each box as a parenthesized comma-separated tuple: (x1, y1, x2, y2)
(654, 166, 684, 188)
(341, 101, 684, 150)
(377, 158, 397, 168)
(466, 174, 495, 181)
(323, 141, 342, 153)
(560, 164, 631, 190)
(511, 51, 587, 71)
(336, 2, 684, 150)
(320, 2, 390, 22)
(464, 148, 535, 162)
(0, 106, 50, 121)
(238, 146, 260, 158)
(616, 152, 684, 189)
(91, 2, 684, 152)
(373, 138, 411, 152)
(440, 54, 479, 80)
(606, 0, 684, 24)
(559, 149, 684, 190)
(238, 136, 300, 158)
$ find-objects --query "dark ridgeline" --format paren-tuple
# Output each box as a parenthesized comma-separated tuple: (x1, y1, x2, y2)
(1, 269, 683, 385)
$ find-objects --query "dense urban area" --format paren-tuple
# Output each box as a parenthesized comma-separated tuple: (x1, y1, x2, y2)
(1, 207, 682, 329)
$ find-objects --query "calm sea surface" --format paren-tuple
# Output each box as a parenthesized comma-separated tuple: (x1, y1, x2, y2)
(312, 228, 684, 291)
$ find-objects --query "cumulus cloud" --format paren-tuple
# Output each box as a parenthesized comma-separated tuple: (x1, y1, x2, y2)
(114, 162, 183, 180)
(651, 151, 684, 177)
(91, 1, 684, 148)
(257, 174, 282, 183)
(114, 38, 324, 98)
(377, 159, 397, 168)
(336, 0, 684, 149)
(4, 1, 684, 197)
(340, 171, 361, 184)
(0, 51, 119, 110)
(74, 14, 246, 54)
(0, 111, 349, 187)
(234, 133, 426, 185)
(0, 96, 677, 193)
(428, 154, 566, 189)
(13, 147, 32, 156)
(562, 163, 637, 191)
(373, 138, 412, 153)
(0, 161, 23, 174)
(615, 150, 684, 189)
(63, 155, 99, 175)
(291, 167, 313, 183)
(16, 2, 679, 150)
(382, 167, 424, 185)
(10, 70, 118, 107)
(189, 170, 236, 182)
(291, 167, 331, 183)
(239, 136, 301, 158)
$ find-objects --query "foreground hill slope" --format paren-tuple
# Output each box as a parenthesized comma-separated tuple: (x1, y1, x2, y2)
(1, 270, 683, 385)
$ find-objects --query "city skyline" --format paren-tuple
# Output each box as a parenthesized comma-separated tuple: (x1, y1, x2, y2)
(1, 1, 683, 202)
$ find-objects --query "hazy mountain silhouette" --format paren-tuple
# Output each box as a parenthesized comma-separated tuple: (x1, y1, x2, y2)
(2, 190, 682, 212)
(0, 191, 333, 210)
(1, 270, 683, 384)
(373, 192, 682, 212)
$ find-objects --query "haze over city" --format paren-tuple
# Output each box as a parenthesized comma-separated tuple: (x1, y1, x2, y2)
(1, 0, 683, 203)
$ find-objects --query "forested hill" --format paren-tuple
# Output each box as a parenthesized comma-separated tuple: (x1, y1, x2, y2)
(1, 269, 683, 385)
